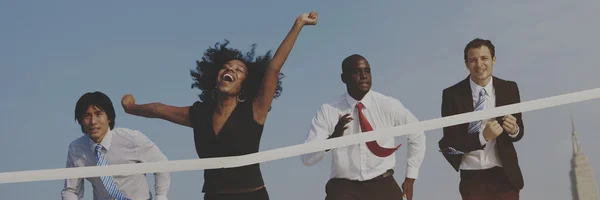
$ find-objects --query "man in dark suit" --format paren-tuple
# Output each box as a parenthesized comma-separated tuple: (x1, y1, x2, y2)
(438, 38, 525, 200)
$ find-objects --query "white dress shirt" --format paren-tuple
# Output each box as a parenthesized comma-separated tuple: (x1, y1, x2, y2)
(461, 78, 520, 170)
(61, 127, 170, 200)
(301, 90, 426, 181)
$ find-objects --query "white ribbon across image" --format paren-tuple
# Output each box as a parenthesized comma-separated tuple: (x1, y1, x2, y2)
(1, 87, 599, 184)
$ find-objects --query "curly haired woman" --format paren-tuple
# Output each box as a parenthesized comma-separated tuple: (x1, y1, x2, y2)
(120, 11, 318, 200)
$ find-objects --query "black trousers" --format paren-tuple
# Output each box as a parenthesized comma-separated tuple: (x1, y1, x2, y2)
(324, 170, 403, 200)
(204, 187, 269, 200)
(459, 167, 519, 200)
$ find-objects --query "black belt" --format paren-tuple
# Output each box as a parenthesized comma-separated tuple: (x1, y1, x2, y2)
(371, 169, 394, 180)
(460, 167, 504, 179)
(333, 169, 395, 182)
(353, 169, 394, 182)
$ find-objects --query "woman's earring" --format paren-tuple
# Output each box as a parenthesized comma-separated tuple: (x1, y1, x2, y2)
(237, 91, 247, 103)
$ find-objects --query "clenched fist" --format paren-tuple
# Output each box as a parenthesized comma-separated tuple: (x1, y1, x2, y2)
(502, 114, 519, 135)
(297, 11, 318, 26)
(121, 94, 136, 111)
(483, 120, 503, 141)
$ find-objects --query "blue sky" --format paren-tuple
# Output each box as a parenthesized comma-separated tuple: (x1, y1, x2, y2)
(1, 0, 599, 199)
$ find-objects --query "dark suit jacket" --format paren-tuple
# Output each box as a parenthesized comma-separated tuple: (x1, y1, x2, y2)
(438, 76, 525, 190)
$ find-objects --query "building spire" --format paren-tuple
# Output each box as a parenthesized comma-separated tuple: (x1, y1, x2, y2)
(571, 115, 582, 155)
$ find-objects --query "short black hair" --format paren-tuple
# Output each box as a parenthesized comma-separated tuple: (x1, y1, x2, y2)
(464, 38, 495, 62)
(190, 39, 285, 104)
(341, 54, 369, 73)
(74, 91, 116, 134)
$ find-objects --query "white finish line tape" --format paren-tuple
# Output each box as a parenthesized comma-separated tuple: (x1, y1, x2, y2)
(1, 88, 600, 184)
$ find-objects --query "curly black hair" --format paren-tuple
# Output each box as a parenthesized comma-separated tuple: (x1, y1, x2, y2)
(190, 40, 285, 104)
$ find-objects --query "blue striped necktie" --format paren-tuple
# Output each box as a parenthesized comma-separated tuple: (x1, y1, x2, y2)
(468, 89, 487, 134)
(95, 144, 131, 200)
(440, 89, 487, 155)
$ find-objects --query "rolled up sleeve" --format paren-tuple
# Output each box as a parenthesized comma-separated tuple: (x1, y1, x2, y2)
(133, 130, 171, 199)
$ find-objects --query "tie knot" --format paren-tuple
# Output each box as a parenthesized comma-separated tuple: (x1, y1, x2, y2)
(356, 102, 364, 110)
(479, 89, 486, 97)
(95, 144, 104, 152)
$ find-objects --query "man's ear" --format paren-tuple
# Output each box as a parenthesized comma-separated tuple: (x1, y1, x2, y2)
(341, 73, 347, 84)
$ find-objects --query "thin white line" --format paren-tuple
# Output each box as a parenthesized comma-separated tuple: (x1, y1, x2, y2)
(0, 87, 599, 184)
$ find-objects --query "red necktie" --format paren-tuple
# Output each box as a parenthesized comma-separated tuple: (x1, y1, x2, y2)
(356, 102, 401, 157)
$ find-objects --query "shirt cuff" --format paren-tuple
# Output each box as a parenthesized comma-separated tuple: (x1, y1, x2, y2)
(406, 167, 420, 179)
(479, 131, 488, 146)
(155, 194, 168, 200)
(508, 126, 520, 138)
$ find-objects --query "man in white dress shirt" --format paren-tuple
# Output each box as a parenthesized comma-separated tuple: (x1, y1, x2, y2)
(301, 54, 426, 200)
(438, 38, 524, 200)
(61, 91, 171, 200)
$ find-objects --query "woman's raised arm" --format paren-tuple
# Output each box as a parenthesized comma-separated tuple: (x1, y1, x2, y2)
(253, 11, 318, 124)
(121, 94, 192, 128)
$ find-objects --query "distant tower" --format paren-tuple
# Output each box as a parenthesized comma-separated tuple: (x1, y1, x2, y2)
(570, 116, 600, 200)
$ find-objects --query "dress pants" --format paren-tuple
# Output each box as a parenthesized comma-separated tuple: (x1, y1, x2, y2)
(204, 187, 269, 200)
(459, 167, 519, 200)
(325, 169, 403, 200)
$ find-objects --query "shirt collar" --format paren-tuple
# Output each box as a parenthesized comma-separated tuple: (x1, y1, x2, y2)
(88, 128, 114, 152)
(345, 90, 374, 109)
(469, 76, 493, 98)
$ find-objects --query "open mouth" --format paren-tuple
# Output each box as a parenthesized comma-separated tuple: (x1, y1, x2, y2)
(88, 127, 100, 133)
(222, 74, 235, 82)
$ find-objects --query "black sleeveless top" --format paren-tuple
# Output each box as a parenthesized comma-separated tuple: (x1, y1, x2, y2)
(188, 100, 265, 193)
